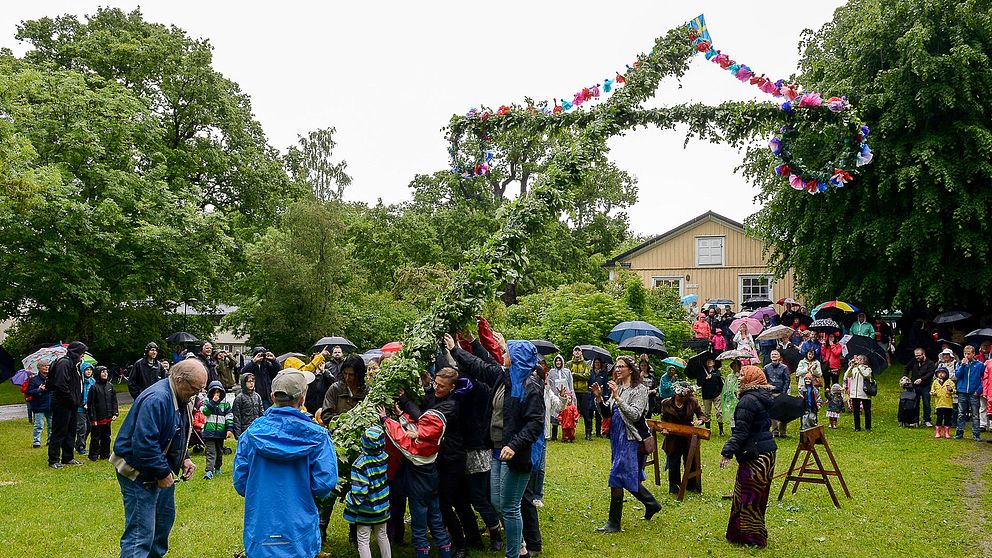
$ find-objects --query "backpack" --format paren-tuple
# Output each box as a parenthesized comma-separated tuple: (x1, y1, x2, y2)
(20, 378, 31, 401)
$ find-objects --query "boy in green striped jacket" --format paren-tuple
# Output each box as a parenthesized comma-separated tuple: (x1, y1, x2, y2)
(345, 425, 392, 558)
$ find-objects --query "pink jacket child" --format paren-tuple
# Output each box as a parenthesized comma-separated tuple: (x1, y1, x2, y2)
(712, 331, 727, 352)
(982, 360, 992, 415)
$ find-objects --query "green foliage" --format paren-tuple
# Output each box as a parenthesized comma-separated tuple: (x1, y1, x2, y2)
(284, 127, 352, 202)
(746, 0, 992, 312)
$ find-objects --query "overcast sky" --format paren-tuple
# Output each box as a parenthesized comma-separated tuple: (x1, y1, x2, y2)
(2, 1, 846, 236)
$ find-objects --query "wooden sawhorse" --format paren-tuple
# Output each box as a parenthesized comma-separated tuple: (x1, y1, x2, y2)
(646, 419, 710, 501)
(777, 425, 851, 508)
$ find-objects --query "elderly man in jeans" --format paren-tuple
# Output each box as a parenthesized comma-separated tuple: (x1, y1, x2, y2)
(763, 350, 791, 437)
(111, 359, 205, 558)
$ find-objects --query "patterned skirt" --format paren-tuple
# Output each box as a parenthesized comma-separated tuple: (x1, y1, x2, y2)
(726, 451, 776, 548)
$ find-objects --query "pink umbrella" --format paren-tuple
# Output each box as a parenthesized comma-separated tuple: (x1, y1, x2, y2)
(730, 317, 763, 336)
(21, 345, 66, 374)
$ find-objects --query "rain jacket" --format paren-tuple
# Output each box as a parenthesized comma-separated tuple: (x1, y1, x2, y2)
(283, 355, 330, 415)
(763, 362, 791, 395)
(78, 365, 95, 413)
(845, 363, 874, 399)
(25, 374, 52, 413)
(344, 426, 391, 525)
(87, 374, 118, 424)
(692, 318, 712, 339)
(319, 381, 366, 426)
(930, 378, 955, 409)
(129, 344, 165, 399)
(233, 405, 337, 558)
(849, 320, 875, 338)
(232, 374, 264, 438)
(824, 343, 844, 370)
(956, 359, 984, 395)
(201, 381, 233, 439)
(383, 408, 446, 499)
(216, 353, 238, 390)
(570, 357, 590, 393)
(48, 341, 87, 409)
(111, 377, 191, 482)
(722, 387, 777, 461)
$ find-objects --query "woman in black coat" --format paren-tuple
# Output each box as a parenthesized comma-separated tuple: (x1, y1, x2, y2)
(719, 365, 778, 549)
(445, 333, 544, 558)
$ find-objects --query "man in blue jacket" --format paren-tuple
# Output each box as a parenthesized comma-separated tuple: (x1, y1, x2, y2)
(955, 345, 985, 440)
(233, 368, 337, 558)
(111, 358, 205, 558)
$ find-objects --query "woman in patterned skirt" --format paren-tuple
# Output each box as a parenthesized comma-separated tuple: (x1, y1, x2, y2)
(719, 365, 778, 548)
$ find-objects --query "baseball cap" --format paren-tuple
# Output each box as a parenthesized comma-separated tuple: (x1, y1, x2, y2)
(271, 368, 315, 400)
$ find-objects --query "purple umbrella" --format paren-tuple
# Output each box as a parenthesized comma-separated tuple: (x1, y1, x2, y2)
(750, 306, 779, 322)
(10, 368, 30, 386)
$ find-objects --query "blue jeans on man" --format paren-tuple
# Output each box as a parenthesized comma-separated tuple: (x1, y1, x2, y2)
(491, 455, 531, 558)
(32, 411, 52, 446)
(408, 495, 450, 556)
(118, 473, 176, 558)
(914, 385, 932, 424)
(956, 392, 982, 438)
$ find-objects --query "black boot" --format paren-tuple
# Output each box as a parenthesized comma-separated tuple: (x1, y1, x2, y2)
(488, 525, 504, 552)
(633, 484, 662, 520)
(596, 491, 623, 533)
(718, 422, 725, 437)
(704, 421, 711, 431)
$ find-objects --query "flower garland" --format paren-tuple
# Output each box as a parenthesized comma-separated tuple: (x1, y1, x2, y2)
(688, 19, 874, 194)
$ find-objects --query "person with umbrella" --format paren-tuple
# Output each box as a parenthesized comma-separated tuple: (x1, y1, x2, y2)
(845, 354, 875, 432)
(823, 334, 844, 390)
(693, 313, 712, 339)
(548, 355, 575, 439)
(732, 324, 759, 364)
(763, 350, 791, 437)
(905, 348, 936, 427)
(129, 342, 165, 400)
(720, 366, 778, 549)
(657, 364, 679, 401)
(592, 356, 661, 532)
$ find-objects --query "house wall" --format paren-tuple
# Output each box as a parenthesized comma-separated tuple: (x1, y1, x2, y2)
(619, 219, 799, 308)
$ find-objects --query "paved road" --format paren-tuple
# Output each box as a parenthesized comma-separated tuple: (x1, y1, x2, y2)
(0, 391, 134, 422)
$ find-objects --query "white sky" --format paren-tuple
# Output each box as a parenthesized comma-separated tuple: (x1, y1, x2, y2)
(1, 1, 846, 236)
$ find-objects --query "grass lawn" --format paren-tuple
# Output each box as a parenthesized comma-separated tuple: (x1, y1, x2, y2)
(1, 367, 990, 558)
(0, 379, 129, 406)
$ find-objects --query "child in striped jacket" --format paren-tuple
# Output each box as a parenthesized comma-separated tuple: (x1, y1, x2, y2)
(201, 380, 233, 480)
(345, 425, 392, 558)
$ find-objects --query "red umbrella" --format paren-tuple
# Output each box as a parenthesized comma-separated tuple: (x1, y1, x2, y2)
(380, 341, 403, 354)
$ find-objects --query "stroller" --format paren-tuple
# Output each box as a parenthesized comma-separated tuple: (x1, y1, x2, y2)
(898, 377, 920, 427)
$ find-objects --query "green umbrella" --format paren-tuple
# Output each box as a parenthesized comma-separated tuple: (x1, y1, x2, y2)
(660, 356, 687, 370)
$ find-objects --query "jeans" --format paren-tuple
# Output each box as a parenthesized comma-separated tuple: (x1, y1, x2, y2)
(32, 411, 52, 445)
(957, 393, 982, 437)
(491, 456, 531, 558)
(75, 411, 90, 452)
(49, 404, 77, 465)
(118, 473, 176, 558)
(408, 496, 450, 552)
(914, 385, 932, 423)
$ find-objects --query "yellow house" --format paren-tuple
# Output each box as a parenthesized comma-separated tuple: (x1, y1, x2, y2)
(605, 211, 798, 309)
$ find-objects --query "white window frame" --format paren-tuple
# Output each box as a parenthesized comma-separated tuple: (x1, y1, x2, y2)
(738, 274, 774, 304)
(695, 236, 725, 267)
(651, 276, 685, 295)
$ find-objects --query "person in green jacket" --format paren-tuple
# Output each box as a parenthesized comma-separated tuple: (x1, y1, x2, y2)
(657, 366, 679, 400)
(721, 359, 742, 431)
(570, 347, 594, 441)
(849, 313, 875, 338)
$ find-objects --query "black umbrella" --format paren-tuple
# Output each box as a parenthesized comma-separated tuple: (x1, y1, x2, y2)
(704, 298, 734, 308)
(769, 393, 806, 424)
(276, 352, 306, 365)
(809, 318, 842, 334)
(964, 329, 992, 346)
(166, 331, 198, 344)
(934, 338, 963, 356)
(742, 297, 774, 310)
(311, 336, 357, 353)
(934, 310, 972, 324)
(529, 340, 560, 356)
(778, 344, 801, 371)
(685, 350, 719, 382)
(811, 306, 856, 324)
(579, 345, 613, 366)
(617, 335, 669, 358)
(843, 335, 889, 375)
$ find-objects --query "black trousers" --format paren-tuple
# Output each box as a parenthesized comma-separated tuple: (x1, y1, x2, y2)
(466, 470, 501, 529)
(89, 423, 112, 459)
(577, 392, 595, 437)
(935, 407, 953, 427)
(666, 446, 700, 494)
(386, 490, 407, 543)
(522, 467, 542, 552)
(438, 463, 483, 548)
(852, 398, 872, 430)
(49, 404, 77, 465)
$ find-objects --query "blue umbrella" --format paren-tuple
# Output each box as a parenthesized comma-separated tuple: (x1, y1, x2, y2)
(607, 321, 665, 343)
(681, 294, 698, 305)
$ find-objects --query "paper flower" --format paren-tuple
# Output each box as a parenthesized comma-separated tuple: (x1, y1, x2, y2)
(857, 144, 873, 166)
(719, 57, 734, 69)
(806, 180, 819, 194)
(573, 92, 585, 106)
(552, 100, 562, 115)
(615, 72, 626, 84)
(561, 99, 573, 111)
(484, 151, 495, 162)
(769, 137, 783, 155)
(789, 174, 805, 190)
(714, 52, 729, 66)
(603, 78, 614, 93)
(817, 181, 829, 193)
(827, 96, 846, 112)
(480, 111, 490, 121)
(750, 73, 766, 85)
(861, 125, 870, 138)
(830, 168, 852, 186)
(797, 91, 821, 107)
(736, 65, 753, 81)
(774, 164, 791, 176)
(590, 84, 600, 98)
(497, 105, 511, 116)
(781, 101, 794, 114)
(783, 84, 801, 102)
(695, 40, 712, 52)
(728, 63, 741, 76)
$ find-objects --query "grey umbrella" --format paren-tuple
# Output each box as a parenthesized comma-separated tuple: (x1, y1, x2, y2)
(617, 335, 669, 358)
(933, 310, 972, 324)
(311, 336, 357, 353)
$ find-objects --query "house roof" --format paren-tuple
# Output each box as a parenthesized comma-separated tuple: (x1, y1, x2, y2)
(604, 211, 745, 267)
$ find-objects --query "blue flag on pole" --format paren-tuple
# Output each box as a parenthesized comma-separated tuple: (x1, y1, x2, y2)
(688, 14, 711, 43)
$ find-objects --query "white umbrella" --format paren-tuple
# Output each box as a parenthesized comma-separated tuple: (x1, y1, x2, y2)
(756, 325, 795, 341)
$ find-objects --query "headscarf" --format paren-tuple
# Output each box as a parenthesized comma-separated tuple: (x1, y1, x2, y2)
(737, 365, 769, 394)
(507, 340, 538, 400)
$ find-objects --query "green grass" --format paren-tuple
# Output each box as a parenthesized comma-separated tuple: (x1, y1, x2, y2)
(0, 379, 129, 406)
(0, 368, 988, 557)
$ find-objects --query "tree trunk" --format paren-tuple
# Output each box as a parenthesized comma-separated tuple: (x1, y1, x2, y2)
(501, 281, 518, 307)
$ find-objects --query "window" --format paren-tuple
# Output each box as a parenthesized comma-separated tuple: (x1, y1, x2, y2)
(695, 236, 724, 266)
(739, 275, 773, 302)
(651, 276, 684, 295)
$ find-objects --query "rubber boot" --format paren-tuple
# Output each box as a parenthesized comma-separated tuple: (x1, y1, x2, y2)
(944, 426, 952, 439)
(596, 491, 623, 533)
(633, 484, 662, 520)
(705, 421, 711, 432)
(488, 525, 504, 552)
(935, 426, 941, 438)
(718, 422, 725, 437)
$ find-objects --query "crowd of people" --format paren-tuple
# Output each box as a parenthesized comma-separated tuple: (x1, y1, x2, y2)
(15, 302, 992, 557)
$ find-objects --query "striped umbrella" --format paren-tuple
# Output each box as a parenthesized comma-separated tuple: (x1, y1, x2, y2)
(812, 300, 859, 320)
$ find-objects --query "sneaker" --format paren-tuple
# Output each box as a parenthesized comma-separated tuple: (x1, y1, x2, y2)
(203, 470, 214, 480)
(954, 433, 964, 439)
(32, 443, 40, 448)
(533, 499, 544, 508)
(925, 421, 933, 427)
(49, 463, 64, 469)
(63, 459, 84, 466)
(975, 434, 982, 441)
(78, 449, 88, 456)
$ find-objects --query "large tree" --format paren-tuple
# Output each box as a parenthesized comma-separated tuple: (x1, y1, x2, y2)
(747, 0, 992, 313)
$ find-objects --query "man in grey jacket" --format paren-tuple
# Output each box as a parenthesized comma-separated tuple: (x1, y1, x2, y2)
(763, 350, 791, 437)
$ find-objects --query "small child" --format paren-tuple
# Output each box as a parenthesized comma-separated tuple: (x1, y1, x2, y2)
(931, 367, 955, 439)
(380, 403, 451, 558)
(558, 393, 580, 443)
(201, 381, 233, 479)
(826, 383, 844, 429)
(75, 363, 96, 455)
(87, 366, 119, 461)
(800, 372, 821, 430)
(232, 373, 264, 439)
(712, 330, 727, 352)
(345, 425, 392, 558)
